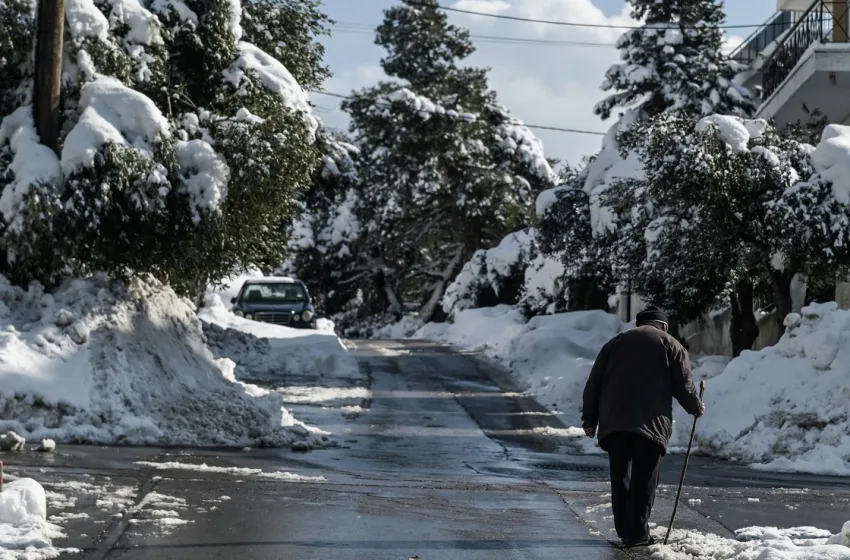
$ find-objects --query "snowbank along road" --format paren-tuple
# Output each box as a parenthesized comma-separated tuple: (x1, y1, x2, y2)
(3, 339, 850, 559)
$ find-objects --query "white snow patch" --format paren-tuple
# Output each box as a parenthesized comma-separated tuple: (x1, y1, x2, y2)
(696, 115, 759, 153)
(651, 525, 850, 559)
(175, 139, 230, 223)
(64, 0, 110, 40)
(0, 108, 62, 233)
(223, 42, 317, 135)
(0, 478, 74, 558)
(809, 124, 850, 205)
(200, 292, 357, 382)
(134, 461, 326, 482)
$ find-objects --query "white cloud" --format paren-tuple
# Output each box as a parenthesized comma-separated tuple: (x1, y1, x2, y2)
(314, 0, 753, 167)
(452, 0, 634, 165)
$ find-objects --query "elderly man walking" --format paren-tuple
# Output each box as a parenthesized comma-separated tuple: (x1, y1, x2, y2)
(581, 306, 705, 548)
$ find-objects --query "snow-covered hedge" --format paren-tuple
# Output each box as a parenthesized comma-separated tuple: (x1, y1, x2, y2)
(0, 0, 323, 294)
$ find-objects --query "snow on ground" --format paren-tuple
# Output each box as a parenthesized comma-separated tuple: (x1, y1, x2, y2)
(0, 478, 76, 558)
(650, 524, 850, 559)
(134, 461, 326, 482)
(421, 300, 850, 474)
(200, 294, 356, 381)
(202, 271, 356, 380)
(0, 274, 325, 448)
(671, 302, 850, 475)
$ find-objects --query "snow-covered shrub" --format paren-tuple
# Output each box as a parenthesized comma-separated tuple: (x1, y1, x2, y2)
(0, 0, 326, 296)
(443, 230, 534, 317)
(442, 228, 572, 319)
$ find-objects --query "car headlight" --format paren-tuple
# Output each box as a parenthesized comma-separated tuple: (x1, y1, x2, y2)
(301, 310, 313, 322)
(234, 310, 244, 317)
(292, 313, 301, 322)
(245, 313, 253, 320)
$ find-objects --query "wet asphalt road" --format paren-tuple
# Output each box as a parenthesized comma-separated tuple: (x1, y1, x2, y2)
(4, 339, 850, 559)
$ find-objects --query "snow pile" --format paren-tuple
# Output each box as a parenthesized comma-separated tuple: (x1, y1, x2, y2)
(200, 294, 357, 381)
(0, 478, 72, 558)
(671, 302, 850, 475)
(0, 432, 25, 452)
(415, 306, 627, 426)
(0, 274, 325, 447)
(652, 525, 850, 559)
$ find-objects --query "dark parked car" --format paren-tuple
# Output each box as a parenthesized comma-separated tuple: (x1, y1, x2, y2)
(230, 277, 317, 329)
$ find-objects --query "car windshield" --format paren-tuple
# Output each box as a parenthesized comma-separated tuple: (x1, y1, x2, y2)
(239, 282, 307, 303)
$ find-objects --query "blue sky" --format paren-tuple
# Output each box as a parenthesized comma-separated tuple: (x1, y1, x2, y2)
(312, 0, 778, 164)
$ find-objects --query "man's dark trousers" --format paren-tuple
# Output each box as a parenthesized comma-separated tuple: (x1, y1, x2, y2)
(602, 432, 665, 542)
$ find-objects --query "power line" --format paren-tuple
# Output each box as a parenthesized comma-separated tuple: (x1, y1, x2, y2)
(332, 22, 617, 47)
(313, 91, 606, 136)
(405, 0, 767, 30)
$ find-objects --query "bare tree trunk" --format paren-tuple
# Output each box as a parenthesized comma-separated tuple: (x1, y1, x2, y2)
(730, 279, 759, 357)
(374, 268, 402, 320)
(33, 0, 65, 152)
(419, 248, 463, 324)
(771, 270, 794, 333)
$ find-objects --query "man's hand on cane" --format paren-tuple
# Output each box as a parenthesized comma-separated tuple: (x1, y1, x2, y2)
(695, 403, 706, 418)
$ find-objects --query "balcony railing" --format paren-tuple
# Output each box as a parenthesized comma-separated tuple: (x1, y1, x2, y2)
(761, 0, 848, 99)
(730, 10, 801, 66)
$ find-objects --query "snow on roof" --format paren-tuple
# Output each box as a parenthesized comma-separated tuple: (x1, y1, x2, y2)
(243, 276, 298, 284)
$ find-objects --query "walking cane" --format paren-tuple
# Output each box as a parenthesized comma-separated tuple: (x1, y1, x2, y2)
(663, 380, 705, 546)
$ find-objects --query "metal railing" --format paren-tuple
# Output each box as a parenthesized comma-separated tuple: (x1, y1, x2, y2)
(761, 0, 848, 99)
(730, 10, 801, 66)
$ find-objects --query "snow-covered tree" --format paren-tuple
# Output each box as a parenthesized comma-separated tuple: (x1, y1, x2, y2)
(608, 114, 833, 355)
(280, 127, 361, 316)
(0, 0, 327, 293)
(535, 162, 614, 313)
(533, 0, 756, 325)
(341, 0, 555, 324)
(595, 0, 755, 120)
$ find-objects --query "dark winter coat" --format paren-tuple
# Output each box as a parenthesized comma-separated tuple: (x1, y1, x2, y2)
(581, 324, 702, 452)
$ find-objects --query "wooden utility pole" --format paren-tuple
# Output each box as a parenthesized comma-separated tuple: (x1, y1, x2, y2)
(32, 0, 65, 154)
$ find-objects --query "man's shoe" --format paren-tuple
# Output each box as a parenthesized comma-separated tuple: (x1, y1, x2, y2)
(621, 536, 657, 547)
